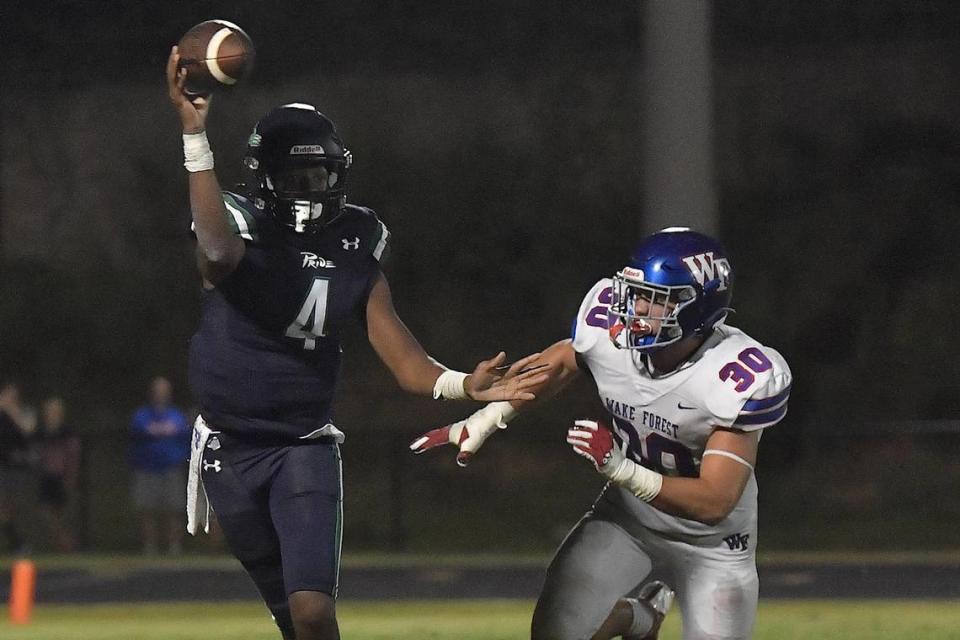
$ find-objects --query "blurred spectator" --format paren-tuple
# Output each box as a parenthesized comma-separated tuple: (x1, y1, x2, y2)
(36, 397, 82, 552)
(128, 377, 191, 555)
(0, 381, 30, 554)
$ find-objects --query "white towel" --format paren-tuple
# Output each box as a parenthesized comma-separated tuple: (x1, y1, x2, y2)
(186, 416, 214, 535)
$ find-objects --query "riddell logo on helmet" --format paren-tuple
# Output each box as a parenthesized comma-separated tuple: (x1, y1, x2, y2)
(290, 145, 325, 155)
(621, 267, 644, 280)
(682, 252, 731, 291)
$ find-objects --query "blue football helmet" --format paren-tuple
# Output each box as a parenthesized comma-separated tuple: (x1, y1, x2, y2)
(608, 227, 733, 351)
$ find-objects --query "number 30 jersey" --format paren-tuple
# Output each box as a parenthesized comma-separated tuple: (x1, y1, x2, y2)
(572, 278, 792, 542)
(188, 191, 390, 441)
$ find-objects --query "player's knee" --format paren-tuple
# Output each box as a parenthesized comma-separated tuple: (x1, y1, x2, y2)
(289, 590, 338, 639)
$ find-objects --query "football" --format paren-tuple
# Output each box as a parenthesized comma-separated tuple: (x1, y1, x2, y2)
(177, 20, 255, 96)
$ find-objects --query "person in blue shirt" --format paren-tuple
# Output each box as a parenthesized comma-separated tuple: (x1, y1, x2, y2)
(128, 376, 191, 555)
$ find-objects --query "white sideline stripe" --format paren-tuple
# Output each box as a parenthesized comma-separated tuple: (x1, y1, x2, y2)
(224, 201, 254, 240)
(703, 449, 754, 470)
(334, 443, 343, 599)
(373, 223, 390, 261)
(206, 28, 238, 85)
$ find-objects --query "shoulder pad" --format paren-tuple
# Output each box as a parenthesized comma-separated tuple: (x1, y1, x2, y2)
(339, 205, 390, 262)
(571, 279, 614, 355)
(701, 330, 792, 431)
(221, 191, 261, 242)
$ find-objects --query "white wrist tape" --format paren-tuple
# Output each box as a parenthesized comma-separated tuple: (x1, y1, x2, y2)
(449, 401, 518, 452)
(433, 370, 469, 400)
(183, 131, 214, 172)
(605, 457, 663, 502)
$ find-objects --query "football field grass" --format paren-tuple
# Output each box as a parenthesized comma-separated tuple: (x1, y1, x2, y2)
(3, 599, 960, 640)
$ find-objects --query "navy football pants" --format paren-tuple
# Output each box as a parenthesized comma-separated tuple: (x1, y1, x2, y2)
(200, 431, 343, 636)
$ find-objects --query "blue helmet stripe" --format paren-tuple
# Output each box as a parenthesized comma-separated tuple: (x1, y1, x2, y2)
(741, 384, 791, 413)
(735, 402, 789, 426)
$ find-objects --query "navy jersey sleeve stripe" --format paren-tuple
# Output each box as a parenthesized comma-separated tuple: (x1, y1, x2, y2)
(735, 402, 789, 427)
(741, 384, 791, 413)
(222, 193, 257, 241)
(372, 222, 390, 261)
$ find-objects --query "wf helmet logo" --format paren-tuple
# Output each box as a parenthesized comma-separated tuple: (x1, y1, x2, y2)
(682, 252, 731, 291)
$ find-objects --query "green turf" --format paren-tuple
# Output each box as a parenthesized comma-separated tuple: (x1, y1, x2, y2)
(2, 599, 960, 640)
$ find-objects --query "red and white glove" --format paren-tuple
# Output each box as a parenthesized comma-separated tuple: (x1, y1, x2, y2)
(409, 402, 517, 467)
(566, 419, 663, 502)
(566, 419, 624, 472)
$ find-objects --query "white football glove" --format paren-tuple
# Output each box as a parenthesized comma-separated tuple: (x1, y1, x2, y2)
(409, 402, 517, 467)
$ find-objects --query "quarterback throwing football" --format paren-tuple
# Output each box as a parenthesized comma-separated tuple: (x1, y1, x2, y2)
(166, 48, 545, 640)
(413, 228, 792, 640)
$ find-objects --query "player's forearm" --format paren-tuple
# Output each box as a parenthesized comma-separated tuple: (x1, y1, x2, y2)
(189, 170, 244, 267)
(396, 355, 448, 396)
(648, 476, 742, 526)
(503, 340, 580, 414)
(504, 362, 578, 415)
(596, 455, 743, 525)
(372, 321, 446, 395)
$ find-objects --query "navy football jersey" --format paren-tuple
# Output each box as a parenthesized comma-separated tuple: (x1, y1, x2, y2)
(188, 191, 390, 440)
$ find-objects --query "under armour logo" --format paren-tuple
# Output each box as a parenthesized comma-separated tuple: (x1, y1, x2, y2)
(722, 532, 750, 551)
(301, 252, 336, 269)
(202, 459, 222, 473)
(342, 237, 360, 250)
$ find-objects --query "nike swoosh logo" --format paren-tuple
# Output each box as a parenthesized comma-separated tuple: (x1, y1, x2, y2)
(677, 403, 697, 410)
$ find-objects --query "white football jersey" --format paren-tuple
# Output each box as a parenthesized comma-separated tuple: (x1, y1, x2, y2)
(572, 278, 792, 541)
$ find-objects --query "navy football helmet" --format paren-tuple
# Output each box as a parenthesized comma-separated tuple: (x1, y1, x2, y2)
(608, 227, 733, 351)
(243, 103, 352, 232)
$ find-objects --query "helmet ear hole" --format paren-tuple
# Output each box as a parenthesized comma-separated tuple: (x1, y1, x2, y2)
(697, 308, 730, 334)
(703, 279, 722, 294)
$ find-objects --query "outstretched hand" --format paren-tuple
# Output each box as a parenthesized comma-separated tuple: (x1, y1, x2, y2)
(409, 407, 507, 468)
(166, 46, 211, 134)
(464, 352, 549, 402)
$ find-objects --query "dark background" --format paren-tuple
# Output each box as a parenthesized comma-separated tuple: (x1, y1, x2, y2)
(1, 1, 958, 551)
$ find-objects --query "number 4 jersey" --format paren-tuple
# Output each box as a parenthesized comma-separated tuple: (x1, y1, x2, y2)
(572, 278, 792, 542)
(188, 191, 389, 441)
